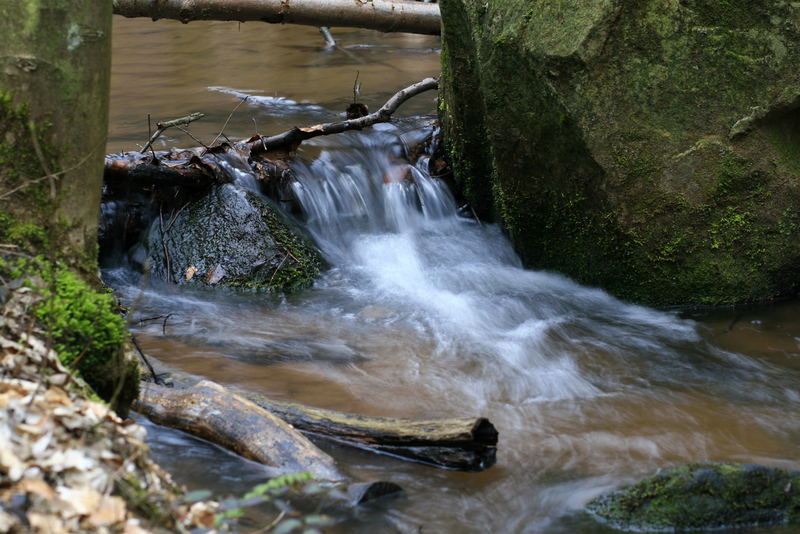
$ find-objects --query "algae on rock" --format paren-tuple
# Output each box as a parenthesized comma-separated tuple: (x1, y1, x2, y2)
(146, 184, 322, 292)
(587, 462, 800, 531)
(439, 0, 800, 305)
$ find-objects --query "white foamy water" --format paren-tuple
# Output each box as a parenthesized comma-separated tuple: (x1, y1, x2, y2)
(108, 122, 800, 534)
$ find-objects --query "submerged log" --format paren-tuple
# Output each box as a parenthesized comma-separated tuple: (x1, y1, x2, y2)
(112, 0, 441, 36)
(139, 357, 498, 471)
(135, 380, 343, 480)
(248, 393, 497, 471)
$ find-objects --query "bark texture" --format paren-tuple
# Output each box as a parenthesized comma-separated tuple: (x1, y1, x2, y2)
(141, 357, 498, 471)
(113, 0, 441, 35)
(0, 0, 112, 264)
(249, 393, 497, 471)
(136, 380, 344, 480)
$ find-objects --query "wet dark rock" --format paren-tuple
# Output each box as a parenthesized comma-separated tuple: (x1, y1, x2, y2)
(146, 184, 322, 292)
(587, 462, 800, 531)
(440, 0, 800, 305)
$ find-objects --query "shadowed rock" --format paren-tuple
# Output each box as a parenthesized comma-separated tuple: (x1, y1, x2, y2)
(587, 462, 800, 531)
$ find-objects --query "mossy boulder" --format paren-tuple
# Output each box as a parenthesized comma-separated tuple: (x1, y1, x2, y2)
(146, 184, 322, 292)
(439, 0, 800, 305)
(587, 463, 800, 531)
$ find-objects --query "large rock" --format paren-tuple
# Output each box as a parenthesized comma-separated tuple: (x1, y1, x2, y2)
(147, 185, 322, 291)
(587, 463, 800, 531)
(439, 0, 800, 305)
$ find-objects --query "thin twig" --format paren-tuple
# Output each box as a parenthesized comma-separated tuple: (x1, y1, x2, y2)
(158, 207, 174, 284)
(130, 335, 161, 385)
(268, 254, 290, 287)
(140, 112, 205, 153)
(353, 71, 361, 104)
(162, 313, 172, 336)
(175, 125, 209, 149)
(27, 121, 57, 200)
(210, 96, 249, 147)
(0, 147, 97, 201)
(165, 202, 189, 234)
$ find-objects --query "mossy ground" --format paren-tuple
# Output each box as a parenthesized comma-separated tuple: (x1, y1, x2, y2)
(439, 0, 800, 306)
(587, 463, 800, 531)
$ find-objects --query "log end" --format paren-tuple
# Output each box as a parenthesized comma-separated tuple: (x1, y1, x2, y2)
(472, 417, 499, 446)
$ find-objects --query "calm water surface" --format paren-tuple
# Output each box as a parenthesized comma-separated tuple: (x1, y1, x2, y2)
(108, 16, 800, 534)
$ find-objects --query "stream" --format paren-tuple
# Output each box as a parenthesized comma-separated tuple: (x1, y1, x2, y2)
(106, 17, 800, 534)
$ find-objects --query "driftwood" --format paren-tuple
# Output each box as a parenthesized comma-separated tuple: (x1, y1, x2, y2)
(112, 0, 441, 35)
(250, 394, 498, 471)
(136, 380, 405, 504)
(139, 357, 497, 471)
(104, 153, 230, 192)
(136, 380, 344, 480)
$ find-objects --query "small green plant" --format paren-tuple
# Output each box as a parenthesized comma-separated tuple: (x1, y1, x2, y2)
(213, 473, 337, 533)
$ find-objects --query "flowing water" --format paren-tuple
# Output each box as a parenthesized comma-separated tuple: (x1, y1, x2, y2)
(107, 17, 800, 534)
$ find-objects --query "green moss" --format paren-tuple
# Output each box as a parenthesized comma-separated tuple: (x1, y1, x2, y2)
(588, 463, 800, 530)
(33, 265, 138, 415)
(439, 0, 800, 306)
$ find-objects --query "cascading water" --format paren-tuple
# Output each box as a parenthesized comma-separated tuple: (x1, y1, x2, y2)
(108, 121, 800, 534)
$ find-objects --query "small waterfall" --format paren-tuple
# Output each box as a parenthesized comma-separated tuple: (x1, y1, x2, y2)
(290, 131, 457, 262)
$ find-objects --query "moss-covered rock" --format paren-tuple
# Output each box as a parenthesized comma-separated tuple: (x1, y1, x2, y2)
(146, 184, 322, 292)
(587, 462, 800, 531)
(439, 0, 800, 305)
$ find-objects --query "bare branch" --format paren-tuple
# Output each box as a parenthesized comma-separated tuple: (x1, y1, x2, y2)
(113, 0, 441, 35)
(141, 112, 205, 153)
(249, 76, 438, 156)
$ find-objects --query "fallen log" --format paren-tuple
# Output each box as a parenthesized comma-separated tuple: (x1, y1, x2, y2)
(112, 0, 441, 35)
(135, 380, 343, 481)
(104, 153, 229, 193)
(250, 394, 498, 471)
(139, 356, 498, 471)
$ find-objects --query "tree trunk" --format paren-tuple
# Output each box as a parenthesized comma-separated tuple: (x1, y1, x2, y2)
(0, 1, 112, 265)
(112, 0, 441, 35)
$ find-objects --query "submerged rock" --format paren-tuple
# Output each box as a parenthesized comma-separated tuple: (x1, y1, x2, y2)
(439, 0, 800, 305)
(147, 184, 322, 291)
(587, 463, 800, 531)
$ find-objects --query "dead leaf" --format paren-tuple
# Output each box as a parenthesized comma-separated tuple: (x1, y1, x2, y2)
(86, 495, 126, 527)
(185, 265, 198, 281)
(205, 264, 226, 285)
(299, 124, 324, 133)
(16, 478, 56, 499)
(43, 387, 72, 407)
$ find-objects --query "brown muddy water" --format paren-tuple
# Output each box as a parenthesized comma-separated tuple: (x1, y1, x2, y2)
(107, 16, 800, 534)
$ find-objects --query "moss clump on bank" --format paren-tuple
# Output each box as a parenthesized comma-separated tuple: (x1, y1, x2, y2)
(439, 0, 800, 306)
(0, 219, 137, 415)
(587, 463, 800, 531)
(35, 267, 138, 414)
